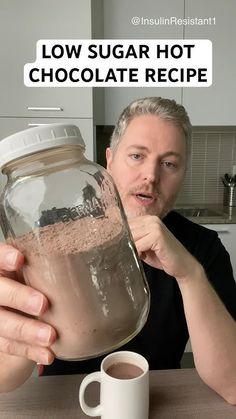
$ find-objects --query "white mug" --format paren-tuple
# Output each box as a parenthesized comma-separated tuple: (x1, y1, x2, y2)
(79, 351, 149, 419)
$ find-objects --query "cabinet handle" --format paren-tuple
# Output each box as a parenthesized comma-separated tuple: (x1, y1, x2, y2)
(28, 123, 51, 127)
(27, 106, 63, 111)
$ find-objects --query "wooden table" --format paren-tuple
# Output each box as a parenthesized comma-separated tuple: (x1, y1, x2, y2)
(0, 369, 235, 418)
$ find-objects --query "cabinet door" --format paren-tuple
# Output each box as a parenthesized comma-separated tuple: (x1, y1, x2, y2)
(0, 0, 93, 118)
(183, 0, 236, 125)
(0, 117, 94, 161)
(204, 224, 236, 280)
(103, 0, 184, 124)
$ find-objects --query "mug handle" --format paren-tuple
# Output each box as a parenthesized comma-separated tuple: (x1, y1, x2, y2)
(79, 371, 102, 417)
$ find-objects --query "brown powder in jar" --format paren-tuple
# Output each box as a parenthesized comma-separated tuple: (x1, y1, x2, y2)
(12, 207, 146, 360)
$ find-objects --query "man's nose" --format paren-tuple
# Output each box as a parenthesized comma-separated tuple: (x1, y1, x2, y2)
(142, 163, 159, 183)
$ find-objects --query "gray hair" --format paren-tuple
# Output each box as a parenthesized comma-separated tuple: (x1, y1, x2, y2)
(110, 97, 192, 154)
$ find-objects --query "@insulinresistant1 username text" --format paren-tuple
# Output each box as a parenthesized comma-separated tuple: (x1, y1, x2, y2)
(131, 16, 216, 26)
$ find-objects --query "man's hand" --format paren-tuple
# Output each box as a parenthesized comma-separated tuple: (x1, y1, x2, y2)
(129, 215, 200, 283)
(0, 243, 56, 365)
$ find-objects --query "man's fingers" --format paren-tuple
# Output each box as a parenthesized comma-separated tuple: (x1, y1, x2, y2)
(129, 216, 161, 241)
(0, 276, 48, 316)
(0, 337, 54, 365)
(0, 243, 56, 365)
(0, 244, 24, 271)
(0, 307, 57, 347)
(135, 234, 157, 254)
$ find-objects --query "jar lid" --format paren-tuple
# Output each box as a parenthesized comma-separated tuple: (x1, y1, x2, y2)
(0, 123, 86, 169)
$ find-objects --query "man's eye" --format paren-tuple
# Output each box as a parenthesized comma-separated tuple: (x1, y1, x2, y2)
(162, 161, 177, 169)
(130, 154, 142, 160)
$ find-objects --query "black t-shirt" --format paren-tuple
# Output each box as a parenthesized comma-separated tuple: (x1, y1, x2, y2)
(42, 211, 236, 375)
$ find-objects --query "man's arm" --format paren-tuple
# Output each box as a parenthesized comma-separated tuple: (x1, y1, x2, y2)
(178, 262, 236, 405)
(129, 215, 236, 405)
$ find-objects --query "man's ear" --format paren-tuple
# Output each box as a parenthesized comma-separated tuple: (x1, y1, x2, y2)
(106, 147, 113, 173)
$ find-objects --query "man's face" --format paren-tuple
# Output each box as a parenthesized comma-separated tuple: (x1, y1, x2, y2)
(106, 114, 187, 219)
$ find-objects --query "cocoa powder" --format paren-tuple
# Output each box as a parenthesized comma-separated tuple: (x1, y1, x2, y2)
(11, 208, 147, 360)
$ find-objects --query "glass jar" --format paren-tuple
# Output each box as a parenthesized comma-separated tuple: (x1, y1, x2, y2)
(0, 124, 150, 361)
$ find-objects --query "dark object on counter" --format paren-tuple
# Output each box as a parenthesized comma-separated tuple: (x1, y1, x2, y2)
(221, 174, 236, 206)
(223, 186, 236, 207)
(222, 173, 236, 186)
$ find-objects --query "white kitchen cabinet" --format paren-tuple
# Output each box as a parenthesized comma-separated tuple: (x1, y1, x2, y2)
(183, 0, 236, 125)
(102, 0, 236, 125)
(0, 0, 104, 160)
(203, 224, 236, 280)
(103, 0, 184, 125)
(0, 0, 95, 118)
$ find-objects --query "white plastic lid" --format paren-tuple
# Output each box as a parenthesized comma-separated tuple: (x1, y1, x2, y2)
(0, 123, 86, 169)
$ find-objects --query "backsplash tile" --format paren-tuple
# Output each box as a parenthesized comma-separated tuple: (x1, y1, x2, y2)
(177, 128, 236, 205)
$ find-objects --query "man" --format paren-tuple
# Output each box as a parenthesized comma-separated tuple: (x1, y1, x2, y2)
(0, 97, 236, 404)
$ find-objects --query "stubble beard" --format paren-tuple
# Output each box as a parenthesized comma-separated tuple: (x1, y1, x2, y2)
(121, 190, 178, 220)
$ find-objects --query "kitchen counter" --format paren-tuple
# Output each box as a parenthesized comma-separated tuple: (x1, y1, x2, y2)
(174, 204, 236, 225)
(0, 369, 235, 418)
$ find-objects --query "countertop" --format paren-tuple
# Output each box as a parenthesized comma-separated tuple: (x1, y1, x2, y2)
(0, 369, 235, 418)
(174, 204, 236, 225)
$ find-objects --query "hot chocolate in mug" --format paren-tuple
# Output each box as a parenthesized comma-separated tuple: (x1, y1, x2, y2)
(79, 351, 149, 419)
